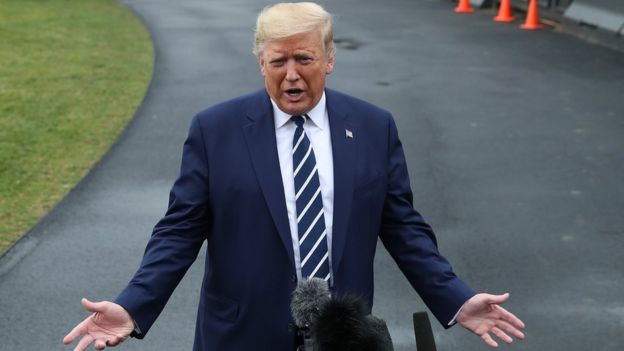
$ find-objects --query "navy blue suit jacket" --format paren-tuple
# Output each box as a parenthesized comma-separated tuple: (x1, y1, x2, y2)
(115, 88, 474, 350)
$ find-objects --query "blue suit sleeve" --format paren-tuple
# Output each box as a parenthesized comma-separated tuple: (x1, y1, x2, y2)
(378, 115, 475, 328)
(115, 115, 211, 337)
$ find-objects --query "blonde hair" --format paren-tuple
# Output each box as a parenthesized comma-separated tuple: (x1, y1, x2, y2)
(253, 2, 335, 58)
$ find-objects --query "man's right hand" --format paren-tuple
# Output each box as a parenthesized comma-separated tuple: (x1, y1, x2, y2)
(63, 298, 135, 351)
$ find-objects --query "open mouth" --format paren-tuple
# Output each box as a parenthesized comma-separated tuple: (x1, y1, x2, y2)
(285, 88, 303, 97)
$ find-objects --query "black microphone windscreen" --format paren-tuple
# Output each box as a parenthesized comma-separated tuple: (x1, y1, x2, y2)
(290, 278, 331, 328)
(314, 295, 394, 351)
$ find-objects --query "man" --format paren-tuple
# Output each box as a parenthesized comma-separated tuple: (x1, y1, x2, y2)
(64, 3, 525, 350)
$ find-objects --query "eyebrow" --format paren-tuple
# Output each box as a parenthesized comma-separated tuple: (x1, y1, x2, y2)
(268, 53, 313, 63)
(293, 54, 312, 60)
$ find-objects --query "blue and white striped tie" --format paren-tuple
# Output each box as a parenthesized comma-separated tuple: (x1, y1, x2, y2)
(291, 115, 330, 281)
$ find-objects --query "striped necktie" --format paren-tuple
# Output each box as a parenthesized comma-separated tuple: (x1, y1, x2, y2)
(291, 115, 330, 281)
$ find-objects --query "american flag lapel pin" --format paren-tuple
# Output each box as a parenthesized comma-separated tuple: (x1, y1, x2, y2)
(345, 129, 353, 139)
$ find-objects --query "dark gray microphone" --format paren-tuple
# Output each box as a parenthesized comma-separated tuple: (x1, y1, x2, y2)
(290, 278, 394, 351)
(291, 278, 331, 328)
(291, 278, 331, 351)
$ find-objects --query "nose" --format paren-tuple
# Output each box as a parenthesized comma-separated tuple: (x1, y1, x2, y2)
(285, 60, 300, 82)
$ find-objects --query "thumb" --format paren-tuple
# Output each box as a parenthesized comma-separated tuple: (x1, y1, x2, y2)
(81, 298, 108, 314)
(484, 292, 510, 305)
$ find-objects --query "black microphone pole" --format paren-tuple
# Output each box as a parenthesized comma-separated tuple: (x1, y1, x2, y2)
(413, 312, 437, 351)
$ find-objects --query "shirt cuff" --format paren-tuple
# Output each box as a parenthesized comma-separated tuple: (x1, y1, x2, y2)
(132, 318, 142, 336)
(447, 300, 467, 327)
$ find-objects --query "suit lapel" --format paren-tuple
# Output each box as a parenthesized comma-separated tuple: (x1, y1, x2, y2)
(241, 89, 358, 276)
(326, 90, 356, 276)
(242, 92, 295, 270)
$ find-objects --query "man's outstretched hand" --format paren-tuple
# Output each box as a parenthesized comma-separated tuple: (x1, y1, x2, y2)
(63, 298, 134, 351)
(457, 293, 525, 348)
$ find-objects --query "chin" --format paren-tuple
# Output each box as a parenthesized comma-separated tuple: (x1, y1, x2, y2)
(280, 102, 311, 116)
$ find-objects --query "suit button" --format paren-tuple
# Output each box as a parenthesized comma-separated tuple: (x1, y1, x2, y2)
(288, 323, 295, 332)
(291, 274, 297, 283)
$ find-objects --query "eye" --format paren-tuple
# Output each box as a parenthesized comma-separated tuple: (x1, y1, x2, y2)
(298, 57, 314, 65)
(269, 58, 286, 67)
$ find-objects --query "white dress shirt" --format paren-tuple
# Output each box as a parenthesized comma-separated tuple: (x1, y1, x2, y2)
(271, 92, 463, 324)
(271, 92, 334, 282)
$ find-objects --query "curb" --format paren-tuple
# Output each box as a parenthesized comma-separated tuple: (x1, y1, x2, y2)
(0, 0, 157, 276)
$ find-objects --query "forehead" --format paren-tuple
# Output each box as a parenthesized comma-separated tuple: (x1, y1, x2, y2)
(262, 30, 324, 56)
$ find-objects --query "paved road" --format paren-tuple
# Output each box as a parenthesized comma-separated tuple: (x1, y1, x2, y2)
(1, 0, 623, 350)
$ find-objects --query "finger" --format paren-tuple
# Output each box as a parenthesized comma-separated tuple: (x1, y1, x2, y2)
(480, 332, 499, 348)
(63, 326, 81, 344)
(63, 316, 91, 344)
(81, 298, 108, 314)
(496, 319, 526, 339)
(490, 326, 513, 344)
(94, 339, 107, 350)
(494, 305, 525, 329)
(484, 292, 510, 305)
(73, 334, 94, 351)
(107, 335, 128, 346)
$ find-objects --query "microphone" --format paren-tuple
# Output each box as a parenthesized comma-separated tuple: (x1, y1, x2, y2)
(290, 278, 394, 351)
(291, 277, 331, 329)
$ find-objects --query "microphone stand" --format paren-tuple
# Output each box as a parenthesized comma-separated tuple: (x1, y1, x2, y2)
(296, 326, 319, 351)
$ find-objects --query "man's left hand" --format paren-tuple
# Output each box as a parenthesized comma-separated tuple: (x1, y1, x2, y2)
(457, 293, 525, 348)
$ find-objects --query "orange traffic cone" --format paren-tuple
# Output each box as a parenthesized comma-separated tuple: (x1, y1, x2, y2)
(494, 0, 515, 22)
(455, 0, 474, 13)
(521, 0, 543, 30)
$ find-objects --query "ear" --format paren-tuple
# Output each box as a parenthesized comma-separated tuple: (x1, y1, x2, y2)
(258, 55, 266, 77)
(326, 54, 335, 75)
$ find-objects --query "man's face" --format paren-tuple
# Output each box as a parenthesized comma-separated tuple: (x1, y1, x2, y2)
(259, 30, 334, 116)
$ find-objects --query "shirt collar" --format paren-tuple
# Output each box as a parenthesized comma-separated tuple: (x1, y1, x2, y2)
(272, 91, 326, 130)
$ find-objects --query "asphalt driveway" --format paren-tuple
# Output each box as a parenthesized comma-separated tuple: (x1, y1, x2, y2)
(1, 1, 623, 350)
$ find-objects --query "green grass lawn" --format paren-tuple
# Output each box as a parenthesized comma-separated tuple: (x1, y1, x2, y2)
(0, 0, 153, 254)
